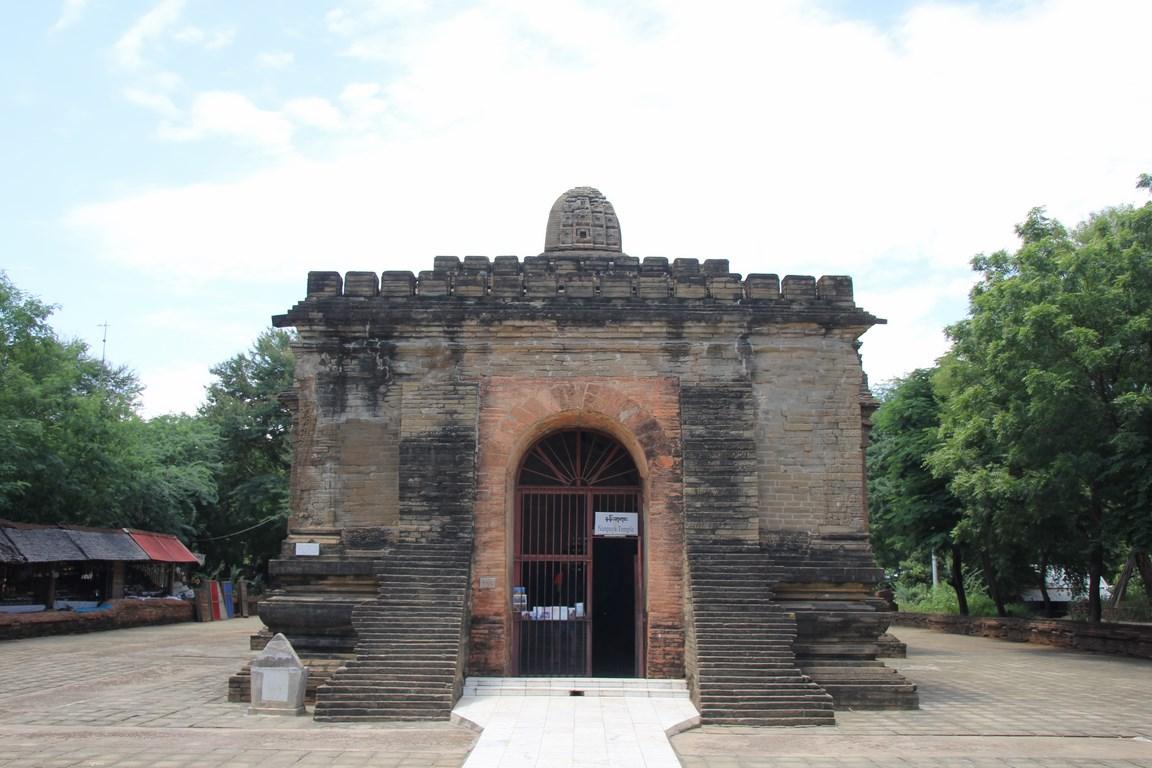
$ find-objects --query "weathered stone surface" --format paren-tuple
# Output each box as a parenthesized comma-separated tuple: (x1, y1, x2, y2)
(544, 186, 622, 252)
(258, 186, 910, 722)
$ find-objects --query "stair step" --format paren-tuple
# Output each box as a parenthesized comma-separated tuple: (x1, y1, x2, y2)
(696, 660, 801, 669)
(700, 715, 835, 727)
(688, 544, 837, 725)
(314, 713, 450, 722)
(317, 694, 455, 704)
(315, 537, 470, 724)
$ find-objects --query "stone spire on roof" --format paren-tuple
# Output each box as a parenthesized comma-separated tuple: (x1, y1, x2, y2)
(543, 186, 622, 254)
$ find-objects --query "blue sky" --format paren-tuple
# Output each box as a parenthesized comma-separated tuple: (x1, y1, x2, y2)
(3, 0, 1150, 416)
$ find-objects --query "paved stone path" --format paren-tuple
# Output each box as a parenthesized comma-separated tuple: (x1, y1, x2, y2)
(0, 618, 1150, 767)
(673, 626, 1152, 768)
(0, 618, 475, 767)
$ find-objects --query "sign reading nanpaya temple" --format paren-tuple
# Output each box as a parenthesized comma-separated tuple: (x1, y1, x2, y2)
(245, 187, 917, 725)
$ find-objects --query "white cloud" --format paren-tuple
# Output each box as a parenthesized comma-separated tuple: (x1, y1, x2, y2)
(113, 0, 186, 70)
(71, 0, 1152, 414)
(171, 25, 204, 44)
(50, 0, 89, 33)
(204, 28, 235, 50)
(284, 97, 345, 132)
(158, 91, 295, 152)
(123, 87, 180, 118)
(257, 50, 296, 70)
(136, 362, 213, 417)
(120, 70, 184, 119)
(325, 0, 431, 43)
(167, 23, 234, 49)
(856, 273, 975, 385)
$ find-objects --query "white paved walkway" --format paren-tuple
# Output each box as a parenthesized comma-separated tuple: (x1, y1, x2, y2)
(452, 678, 700, 768)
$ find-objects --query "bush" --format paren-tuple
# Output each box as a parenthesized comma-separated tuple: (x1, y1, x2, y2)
(900, 583, 1033, 618)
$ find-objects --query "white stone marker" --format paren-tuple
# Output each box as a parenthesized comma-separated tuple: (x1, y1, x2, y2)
(248, 633, 308, 716)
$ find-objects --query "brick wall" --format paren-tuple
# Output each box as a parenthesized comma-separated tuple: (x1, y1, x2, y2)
(286, 343, 401, 533)
(470, 377, 684, 678)
(749, 329, 870, 539)
(271, 256, 884, 681)
(398, 381, 478, 543)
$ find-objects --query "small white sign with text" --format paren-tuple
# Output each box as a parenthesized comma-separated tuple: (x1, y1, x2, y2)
(594, 512, 638, 537)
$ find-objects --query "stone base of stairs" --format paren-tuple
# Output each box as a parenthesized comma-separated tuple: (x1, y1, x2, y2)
(802, 660, 919, 710)
(462, 677, 691, 699)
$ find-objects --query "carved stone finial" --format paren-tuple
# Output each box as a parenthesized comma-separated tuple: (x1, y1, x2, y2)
(543, 186, 622, 253)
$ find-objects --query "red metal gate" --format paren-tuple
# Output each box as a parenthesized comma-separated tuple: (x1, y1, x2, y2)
(512, 430, 642, 676)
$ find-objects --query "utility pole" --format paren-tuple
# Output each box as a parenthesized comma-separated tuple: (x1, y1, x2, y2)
(97, 321, 110, 364)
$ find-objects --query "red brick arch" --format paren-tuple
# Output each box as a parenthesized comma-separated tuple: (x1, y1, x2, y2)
(469, 377, 684, 678)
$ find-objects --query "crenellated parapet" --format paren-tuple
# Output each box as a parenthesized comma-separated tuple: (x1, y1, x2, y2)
(302, 255, 858, 308)
(255, 184, 911, 721)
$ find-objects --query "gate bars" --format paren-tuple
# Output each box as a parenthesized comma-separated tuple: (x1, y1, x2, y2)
(513, 488, 640, 676)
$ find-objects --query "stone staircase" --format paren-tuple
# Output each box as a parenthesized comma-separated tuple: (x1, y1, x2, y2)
(312, 541, 472, 721)
(687, 541, 836, 726)
(764, 542, 920, 710)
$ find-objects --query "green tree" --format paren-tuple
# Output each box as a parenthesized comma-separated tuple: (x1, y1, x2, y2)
(1, 273, 220, 547)
(199, 329, 295, 575)
(117, 415, 221, 537)
(935, 203, 1152, 621)
(868, 368, 970, 614)
(0, 272, 142, 525)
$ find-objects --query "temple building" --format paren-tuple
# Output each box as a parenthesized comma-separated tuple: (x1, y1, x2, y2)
(247, 187, 917, 725)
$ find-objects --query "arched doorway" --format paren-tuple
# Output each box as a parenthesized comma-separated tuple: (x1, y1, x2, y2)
(512, 429, 644, 677)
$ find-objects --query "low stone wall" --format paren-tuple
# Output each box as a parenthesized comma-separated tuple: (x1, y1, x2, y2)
(889, 612, 1152, 660)
(0, 598, 193, 641)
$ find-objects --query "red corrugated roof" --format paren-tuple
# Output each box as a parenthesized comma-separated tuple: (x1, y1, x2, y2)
(125, 530, 200, 564)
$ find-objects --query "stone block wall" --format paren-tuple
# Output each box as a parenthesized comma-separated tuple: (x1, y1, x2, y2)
(397, 381, 477, 543)
(287, 343, 400, 531)
(889, 613, 1152, 660)
(298, 255, 860, 306)
(268, 250, 889, 694)
(680, 383, 760, 542)
(750, 331, 870, 539)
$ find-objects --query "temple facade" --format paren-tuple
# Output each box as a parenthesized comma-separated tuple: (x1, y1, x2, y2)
(246, 187, 917, 724)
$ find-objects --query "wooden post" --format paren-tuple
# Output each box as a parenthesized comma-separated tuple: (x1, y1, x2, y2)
(109, 561, 126, 600)
(42, 570, 57, 610)
(1136, 550, 1152, 596)
(1111, 553, 1135, 608)
(1112, 549, 1152, 608)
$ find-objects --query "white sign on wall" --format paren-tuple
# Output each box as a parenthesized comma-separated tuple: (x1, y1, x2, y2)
(594, 512, 638, 537)
(294, 542, 320, 556)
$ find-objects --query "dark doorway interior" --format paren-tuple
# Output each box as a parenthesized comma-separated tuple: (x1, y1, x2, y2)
(592, 537, 637, 676)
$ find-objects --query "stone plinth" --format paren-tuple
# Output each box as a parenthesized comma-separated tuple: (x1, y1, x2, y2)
(249, 633, 308, 716)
